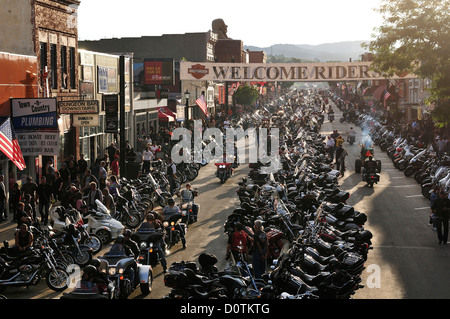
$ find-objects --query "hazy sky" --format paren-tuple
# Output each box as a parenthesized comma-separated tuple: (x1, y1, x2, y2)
(77, 0, 384, 47)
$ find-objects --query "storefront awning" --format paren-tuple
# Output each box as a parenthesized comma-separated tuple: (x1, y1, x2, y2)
(158, 107, 176, 122)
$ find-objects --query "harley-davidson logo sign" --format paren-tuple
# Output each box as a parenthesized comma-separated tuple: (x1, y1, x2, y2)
(188, 64, 209, 79)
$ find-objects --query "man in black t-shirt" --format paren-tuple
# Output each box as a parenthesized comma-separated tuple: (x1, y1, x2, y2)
(37, 176, 53, 225)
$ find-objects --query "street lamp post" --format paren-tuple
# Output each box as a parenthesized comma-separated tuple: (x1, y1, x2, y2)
(184, 90, 190, 125)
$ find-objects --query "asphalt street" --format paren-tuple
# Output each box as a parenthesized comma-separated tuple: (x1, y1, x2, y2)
(1, 102, 449, 299)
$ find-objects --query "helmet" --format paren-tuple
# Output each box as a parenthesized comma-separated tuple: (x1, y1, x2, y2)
(83, 265, 97, 276)
(90, 258, 101, 268)
(115, 235, 125, 244)
(123, 229, 132, 237)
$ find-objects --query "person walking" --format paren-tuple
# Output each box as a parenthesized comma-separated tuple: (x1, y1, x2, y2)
(251, 220, 268, 279)
(37, 176, 53, 225)
(338, 146, 349, 177)
(166, 158, 177, 196)
(429, 186, 440, 230)
(431, 190, 450, 244)
(142, 146, 153, 174)
(325, 135, 335, 159)
(111, 155, 120, 177)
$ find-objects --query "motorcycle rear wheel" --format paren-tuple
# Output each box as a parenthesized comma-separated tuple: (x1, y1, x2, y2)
(140, 272, 153, 295)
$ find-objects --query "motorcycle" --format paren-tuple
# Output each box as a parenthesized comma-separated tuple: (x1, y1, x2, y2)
(215, 162, 233, 183)
(54, 223, 93, 267)
(163, 213, 187, 251)
(98, 244, 153, 298)
(113, 193, 142, 229)
(49, 206, 102, 255)
(348, 135, 356, 145)
(147, 172, 172, 207)
(362, 168, 380, 188)
(0, 242, 70, 293)
(328, 113, 334, 122)
(82, 200, 125, 244)
(131, 229, 165, 268)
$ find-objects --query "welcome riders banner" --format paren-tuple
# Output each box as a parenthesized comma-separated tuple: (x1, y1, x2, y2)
(180, 62, 416, 82)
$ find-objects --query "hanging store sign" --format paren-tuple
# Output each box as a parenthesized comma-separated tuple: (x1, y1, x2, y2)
(72, 114, 100, 127)
(12, 112, 58, 129)
(58, 100, 99, 114)
(10, 98, 58, 129)
(16, 131, 59, 156)
(104, 94, 119, 133)
(11, 98, 57, 117)
(180, 62, 417, 82)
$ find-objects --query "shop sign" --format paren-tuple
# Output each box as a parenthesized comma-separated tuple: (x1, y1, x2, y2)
(11, 98, 57, 117)
(72, 114, 99, 127)
(16, 131, 59, 156)
(104, 94, 119, 133)
(59, 100, 99, 114)
(12, 112, 57, 129)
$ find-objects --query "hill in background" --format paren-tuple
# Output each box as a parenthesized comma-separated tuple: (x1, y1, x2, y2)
(244, 41, 368, 62)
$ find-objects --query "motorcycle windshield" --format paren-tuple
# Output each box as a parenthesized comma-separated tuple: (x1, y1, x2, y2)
(95, 200, 110, 215)
(148, 174, 157, 188)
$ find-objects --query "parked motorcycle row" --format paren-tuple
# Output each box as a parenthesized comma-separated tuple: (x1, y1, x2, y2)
(0, 154, 205, 298)
(162, 90, 373, 299)
(355, 113, 450, 198)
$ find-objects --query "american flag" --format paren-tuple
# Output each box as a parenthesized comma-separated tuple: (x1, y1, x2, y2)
(0, 117, 26, 170)
(195, 94, 208, 116)
(383, 91, 391, 107)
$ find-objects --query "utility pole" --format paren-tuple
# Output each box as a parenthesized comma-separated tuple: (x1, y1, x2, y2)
(119, 55, 126, 178)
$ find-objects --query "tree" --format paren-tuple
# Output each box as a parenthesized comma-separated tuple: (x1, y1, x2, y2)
(232, 84, 259, 107)
(364, 0, 450, 127)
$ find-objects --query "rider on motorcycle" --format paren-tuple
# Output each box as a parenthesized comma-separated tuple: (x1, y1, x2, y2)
(363, 156, 378, 180)
(347, 127, 356, 142)
(137, 213, 168, 273)
(106, 234, 139, 284)
(180, 183, 195, 204)
(162, 198, 187, 249)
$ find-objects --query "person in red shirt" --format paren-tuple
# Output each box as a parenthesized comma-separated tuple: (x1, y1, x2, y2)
(111, 155, 119, 177)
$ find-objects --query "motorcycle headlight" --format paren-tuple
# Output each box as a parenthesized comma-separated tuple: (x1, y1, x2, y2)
(163, 221, 169, 227)
(140, 242, 147, 249)
(108, 267, 117, 275)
